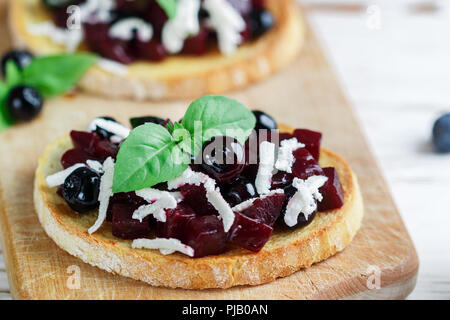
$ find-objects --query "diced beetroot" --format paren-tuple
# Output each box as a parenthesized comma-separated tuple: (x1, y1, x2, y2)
(279, 132, 294, 142)
(94, 140, 119, 161)
(182, 28, 210, 55)
(70, 130, 100, 157)
(61, 148, 90, 169)
(293, 129, 322, 161)
(115, 0, 151, 12)
(112, 203, 152, 240)
(318, 167, 344, 212)
(156, 203, 196, 241)
(252, 0, 266, 9)
(239, 193, 286, 226)
(180, 184, 219, 216)
(143, 0, 169, 34)
(106, 192, 146, 222)
(185, 216, 227, 258)
(83, 22, 135, 64)
(271, 171, 293, 189)
(292, 148, 324, 180)
(136, 39, 167, 61)
(227, 212, 273, 252)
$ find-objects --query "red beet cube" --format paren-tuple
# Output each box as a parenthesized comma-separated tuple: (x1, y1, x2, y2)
(293, 129, 322, 161)
(70, 130, 100, 157)
(136, 39, 167, 61)
(292, 148, 324, 180)
(94, 140, 119, 161)
(227, 212, 273, 252)
(156, 203, 196, 241)
(240, 193, 286, 226)
(61, 148, 90, 169)
(112, 203, 152, 240)
(185, 215, 227, 258)
(318, 167, 344, 212)
(182, 28, 209, 55)
(180, 184, 219, 216)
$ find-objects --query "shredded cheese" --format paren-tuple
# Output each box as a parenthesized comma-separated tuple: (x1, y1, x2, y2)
(284, 176, 328, 227)
(86, 118, 130, 140)
(132, 189, 181, 222)
(46, 163, 86, 188)
(88, 157, 114, 234)
(275, 138, 305, 173)
(132, 238, 195, 257)
(109, 18, 153, 42)
(255, 141, 276, 195)
(232, 189, 284, 212)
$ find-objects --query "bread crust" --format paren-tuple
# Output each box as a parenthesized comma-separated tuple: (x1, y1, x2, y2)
(34, 131, 364, 289)
(9, 0, 305, 101)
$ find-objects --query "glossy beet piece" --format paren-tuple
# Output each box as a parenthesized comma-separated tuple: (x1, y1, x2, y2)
(62, 167, 100, 213)
(293, 129, 322, 161)
(70, 130, 100, 156)
(136, 39, 168, 61)
(240, 193, 286, 226)
(182, 28, 210, 55)
(291, 148, 324, 180)
(115, 0, 150, 12)
(143, 0, 169, 34)
(112, 203, 152, 240)
(317, 167, 344, 212)
(61, 148, 90, 169)
(180, 184, 219, 216)
(94, 140, 119, 160)
(222, 177, 257, 207)
(156, 203, 196, 241)
(185, 215, 227, 258)
(196, 136, 245, 184)
(227, 212, 273, 252)
(106, 192, 146, 222)
(83, 22, 135, 64)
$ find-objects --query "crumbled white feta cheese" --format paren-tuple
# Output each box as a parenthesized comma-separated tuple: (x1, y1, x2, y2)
(275, 138, 305, 173)
(132, 238, 195, 257)
(109, 18, 153, 42)
(203, 0, 246, 55)
(88, 157, 114, 234)
(79, 0, 116, 23)
(86, 118, 130, 140)
(162, 0, 201, 53)
(284, 176, 328, 227)
(167, 167, 235, 232)
(232, 189, 284, 212)
(255, 141, 276, 195)
(46, 163, 85, 188)
(132, 188, 180, 222)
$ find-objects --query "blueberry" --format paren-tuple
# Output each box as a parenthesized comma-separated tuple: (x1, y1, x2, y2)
(252, 110, 277, 131)
(130, 116, 166, 128)
(43, 0, 77, 10)
(248, 9, 274, 39)
(6, 86, 43, 122)
(63, 167, 101, 213)
(1, 50, 33, 78)
(433, 113, 450, 153)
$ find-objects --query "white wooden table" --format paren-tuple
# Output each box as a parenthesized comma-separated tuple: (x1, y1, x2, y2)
(1, 0, 450, 300)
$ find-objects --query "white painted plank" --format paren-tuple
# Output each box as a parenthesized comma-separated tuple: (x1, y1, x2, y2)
(305, 0, 450, 299)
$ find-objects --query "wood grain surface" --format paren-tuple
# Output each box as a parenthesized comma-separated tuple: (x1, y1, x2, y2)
(0, 1, 418, 299)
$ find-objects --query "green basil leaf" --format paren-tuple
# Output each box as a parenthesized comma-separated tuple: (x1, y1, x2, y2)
(5, 60, 22, 88)
(21, 53, 97, 98)
(113, 123, 189, 193)
(156, 0, 178, 19)
(182, 95, 256, 145)
(0, 95, 14, 132)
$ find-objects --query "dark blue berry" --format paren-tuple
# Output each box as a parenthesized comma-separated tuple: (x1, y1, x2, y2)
(1, 50, 33, 78)
(130, 116, 166, 128)
(7, 86, 43, 122)
(223, 177, 257, 207)
(433, 114, 450, 153)
(248, 9, 274, 39)
(63, 167, 101, 213)
(43, 0, 77, 10)
(252, 110, 277, 131)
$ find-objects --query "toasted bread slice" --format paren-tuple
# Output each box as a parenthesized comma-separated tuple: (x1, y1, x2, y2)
(10, 0, 305, 101)
(34, 128, 364, 290)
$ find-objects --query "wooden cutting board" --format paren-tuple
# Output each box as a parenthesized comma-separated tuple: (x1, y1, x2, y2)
(0, 2, 418, 300)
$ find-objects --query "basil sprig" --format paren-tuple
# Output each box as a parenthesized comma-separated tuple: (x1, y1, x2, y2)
(156, 0, 178, 19)
(0, 53, 97, 132)
(113, 95, 256, 193)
